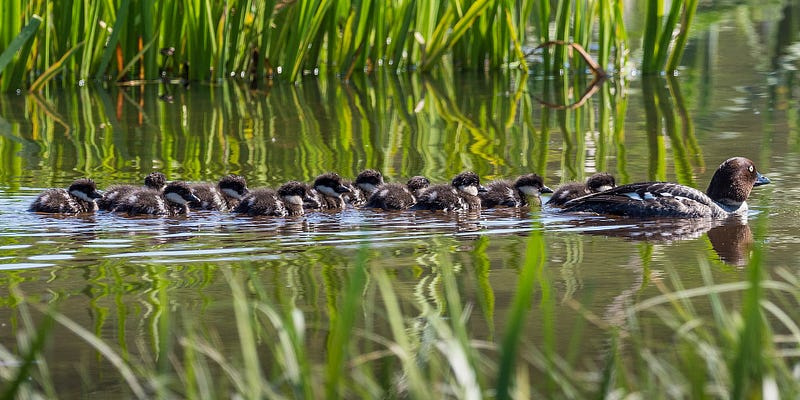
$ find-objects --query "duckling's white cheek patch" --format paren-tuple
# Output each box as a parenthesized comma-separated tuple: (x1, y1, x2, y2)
(316, 185, 340, 198)
(222, 188, 244, 199)
(519, 186, 539, 196)
(165, 192, 189, 205)
(283, 195, 303, 205)
(460, 186, 479, 196)
(359, 183, 378, 193)
(596, 185, 614, 192)
(71, 190, 93, 202)
(378, 189, 389, 197)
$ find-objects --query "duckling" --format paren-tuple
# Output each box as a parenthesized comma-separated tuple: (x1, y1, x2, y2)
(300, 182, 323, 210)
(279, 181, 319, 216)
(480, 174, 553, 208)
(365, 175, 431, 210)
(29, 178, 103, 214)
(98, 172, 166, 211)
(114, 181, 200, 216)
(546, 172, 616, 207)
(190, 175, 249, 211)
(313, 172, 351, 210)
(412, 171, 487, 212)
(406, 176, 431, 197)
(234, 188, 285, 217)
(344, 169, 384, 206)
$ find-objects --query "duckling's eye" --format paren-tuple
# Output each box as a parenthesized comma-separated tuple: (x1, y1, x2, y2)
(748, 165, 754, 173)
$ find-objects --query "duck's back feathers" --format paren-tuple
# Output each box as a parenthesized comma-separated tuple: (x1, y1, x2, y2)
(99, 172, 166, 211)
(234, 188, 286, 216)
(365, 183, 416, 210)
(412, 184, 465, 211)
(561, 182, 731, 218)
(479, 180, 518, 208)
(189, 183, 227, 211)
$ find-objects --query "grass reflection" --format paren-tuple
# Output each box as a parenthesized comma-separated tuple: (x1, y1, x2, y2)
(0, 67, 715, 193)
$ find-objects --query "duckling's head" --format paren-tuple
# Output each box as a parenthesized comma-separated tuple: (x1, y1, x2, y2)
(451, 171, 487, 197)
(164, 181, 201, 205)
(219, 175, 249, 200)
(278, 181, 316, 206)
(586, 172, 616, 192)
(314, 173, 351, 198)
(144, 172, 167, 190)
(514, 174, 553, 196)
(406, 176, 430, 195)
(69, 178, 103, 202)
(354, 169, 384, 193)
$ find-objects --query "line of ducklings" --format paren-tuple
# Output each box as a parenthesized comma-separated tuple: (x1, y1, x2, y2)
(29, 170, 617, 217)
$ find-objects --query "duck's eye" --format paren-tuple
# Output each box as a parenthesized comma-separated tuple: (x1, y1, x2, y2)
(749, 165, 754, 173)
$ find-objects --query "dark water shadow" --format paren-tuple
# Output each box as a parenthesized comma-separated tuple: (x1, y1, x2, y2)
(546, 213, 753, 267)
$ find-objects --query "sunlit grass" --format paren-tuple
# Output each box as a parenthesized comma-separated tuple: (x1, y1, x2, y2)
(0, 0, 698, 90)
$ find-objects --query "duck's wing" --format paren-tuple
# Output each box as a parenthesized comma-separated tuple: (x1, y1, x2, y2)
(561, 182, 719, 218)
(564, 182, 712, 204)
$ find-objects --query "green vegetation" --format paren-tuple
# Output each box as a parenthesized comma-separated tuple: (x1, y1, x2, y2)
(0, 0, 698, 90)
(1, 221, 799, 398)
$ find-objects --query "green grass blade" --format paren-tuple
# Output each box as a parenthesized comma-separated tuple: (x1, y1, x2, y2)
(94, 0, 130, 82)
(0, 312, 53, 399)
(497, 227, 545, 400)
(0, 14, 42, 80)
(731, 241, 766, 399)
(29, 42, 85, 92)
(667, 0, 698, 72)
(324, 247, 368, 398)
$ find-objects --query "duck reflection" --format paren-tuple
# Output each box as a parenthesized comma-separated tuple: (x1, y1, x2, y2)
(550, 215, 753, 266)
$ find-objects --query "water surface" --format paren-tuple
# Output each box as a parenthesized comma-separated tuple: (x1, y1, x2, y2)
(1, 4, 799, 396)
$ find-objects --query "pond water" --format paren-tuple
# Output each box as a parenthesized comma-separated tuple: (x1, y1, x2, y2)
(1, 3, 800, 397)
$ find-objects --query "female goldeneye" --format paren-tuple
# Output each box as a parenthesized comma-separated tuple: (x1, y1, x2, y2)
(344, 169, 384, 207)
(479, 174, 553, 208)
(98, 172, 166, 211)
(558, 157, 770, 218)
(364, 175, 431, 210)
(411, 171, 487, 211)
(190, 175, 249, 211)
(114, 181, 201, 216)
(547, 172, 616, 207)
(29, 178, 103, 213)
(313, 172, 351, 210)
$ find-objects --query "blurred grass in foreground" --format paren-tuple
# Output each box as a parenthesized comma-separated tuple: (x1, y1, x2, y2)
(1, 225, 799, 398)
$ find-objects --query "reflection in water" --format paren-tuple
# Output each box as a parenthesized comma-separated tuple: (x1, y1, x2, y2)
(547, 214, 754, 266)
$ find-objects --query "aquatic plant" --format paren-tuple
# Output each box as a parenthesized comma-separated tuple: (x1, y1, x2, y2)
(0, 0, 698, 90)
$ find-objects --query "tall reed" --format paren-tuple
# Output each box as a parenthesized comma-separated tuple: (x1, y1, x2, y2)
(0, 0, 698, 90)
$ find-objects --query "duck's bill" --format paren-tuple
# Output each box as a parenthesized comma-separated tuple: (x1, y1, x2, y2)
(754, 173, 771, 187)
